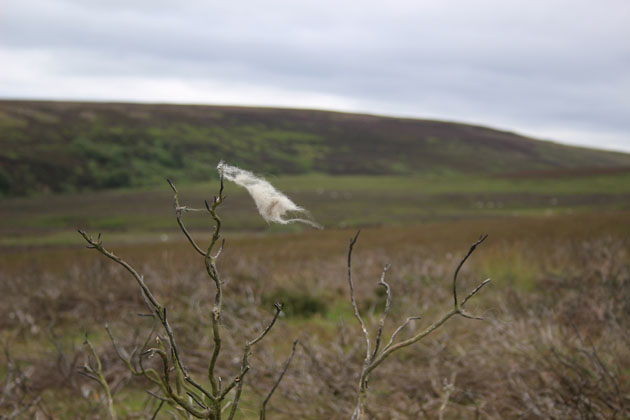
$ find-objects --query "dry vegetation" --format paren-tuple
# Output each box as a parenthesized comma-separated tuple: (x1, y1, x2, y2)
(1, 210, 629, 419)
(2, 100, 630, 419)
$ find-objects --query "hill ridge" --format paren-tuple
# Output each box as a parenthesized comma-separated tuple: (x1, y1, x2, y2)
(1, 100, 629, 196)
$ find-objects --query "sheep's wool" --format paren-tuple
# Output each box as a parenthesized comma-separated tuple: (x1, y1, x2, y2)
(217, 161, 322, 229)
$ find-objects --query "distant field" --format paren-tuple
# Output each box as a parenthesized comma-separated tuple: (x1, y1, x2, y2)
(1, 171, 629, 247)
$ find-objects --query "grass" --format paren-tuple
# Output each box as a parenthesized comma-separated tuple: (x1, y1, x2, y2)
(2, 171, 629, 247)
(1, 164, 630, 418)
(2, 210, 629, 418)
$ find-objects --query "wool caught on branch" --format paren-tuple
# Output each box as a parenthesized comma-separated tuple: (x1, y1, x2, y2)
(217, 161, 322, 229)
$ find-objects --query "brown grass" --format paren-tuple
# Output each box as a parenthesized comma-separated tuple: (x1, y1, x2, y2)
(1, 212, 629, 418)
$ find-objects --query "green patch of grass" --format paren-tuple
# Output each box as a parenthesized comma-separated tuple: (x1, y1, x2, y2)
(2, 171, 630, 247)
(263, 287, 330, 318)
(325, 299, 356, 321)
(480, 253, 539, 292)
(27, 215, 83, 229)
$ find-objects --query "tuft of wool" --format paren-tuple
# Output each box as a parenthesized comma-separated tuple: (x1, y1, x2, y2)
(217, 161, 322, 229)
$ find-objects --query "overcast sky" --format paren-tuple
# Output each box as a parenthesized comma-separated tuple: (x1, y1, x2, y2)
(1, 0, 629, 152)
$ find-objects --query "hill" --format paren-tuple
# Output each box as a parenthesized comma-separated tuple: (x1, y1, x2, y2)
(1, 100, 629, 196)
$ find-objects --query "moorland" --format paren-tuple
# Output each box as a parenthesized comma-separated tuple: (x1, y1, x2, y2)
(1, 100, 629, 419)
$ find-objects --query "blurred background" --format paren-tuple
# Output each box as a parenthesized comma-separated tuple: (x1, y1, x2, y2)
(1, 1, 629, 419)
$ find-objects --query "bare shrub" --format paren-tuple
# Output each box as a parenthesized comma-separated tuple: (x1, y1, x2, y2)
(72, 163, 492, 420)
(344, 231, 490, 419)
(77, 173, 301, 419)
(4, 163, 629, 419)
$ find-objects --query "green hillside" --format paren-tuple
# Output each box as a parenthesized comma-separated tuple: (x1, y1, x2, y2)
(1, 100, 629, 196)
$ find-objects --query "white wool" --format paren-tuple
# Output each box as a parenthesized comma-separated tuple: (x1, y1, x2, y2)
(217, 161, 322, 229)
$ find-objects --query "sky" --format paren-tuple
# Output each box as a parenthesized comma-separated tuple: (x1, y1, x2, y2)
(1, 0, 629, 152)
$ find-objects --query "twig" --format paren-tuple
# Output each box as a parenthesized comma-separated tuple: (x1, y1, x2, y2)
(146, 390, 170, 402)
(372, 264, 392, 360)
(150, 400, 165, 420)
(82, 334, 117, 420)
(167, 178, 207, 257)
(205, 174, 225, 397)
(105, 324, 138, 376)
(438, 374, 456, 420)
(227, 303, 284, 420)
(187, 391, 208, 409)
(382, 316, 422, 353)
(349, 234, 490, 420)
(79, 172, 295, 420)
(462, 278, 491, 306)
(260, 340, 299, 420)
(453, 235, 487, 308)
(347, 231, 371, 361)
(77, 230, 216, 407)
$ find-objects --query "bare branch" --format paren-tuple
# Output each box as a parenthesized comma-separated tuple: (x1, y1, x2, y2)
(82, 334, 117, 420)
(167, 179, 207, 257)
(227, 303, 284, 420)
(146, 390, 170, 402)
(382, 316, 422, 353)
(80, 172, 297, 420)
(77, 230, 159, 311)
(205, 173, 225, 258)
(372, 264, 392, 361)
(250, 302, 284, 347)
(459, 311, 485, 321)
(214, 238, 226, 260)
(438, 373, 456, 420)
(147, 345, 210, 419)
(461, 278, 491, 307)
(77, 231, 215, 407)
(105, 323, 139, 376)
(205, 174, 226, 396)
(150, 400, 166, 420)
(347, 230, 371, 360)
(219, 367, 249, 401)
(351, 235, 490, 420)
(260, 340, 299, 420)
(452, 234, 487, 308)
(186, 391, 208, 409)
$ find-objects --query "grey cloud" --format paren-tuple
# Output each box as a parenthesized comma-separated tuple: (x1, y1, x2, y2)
(1, 0, 629, 151)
